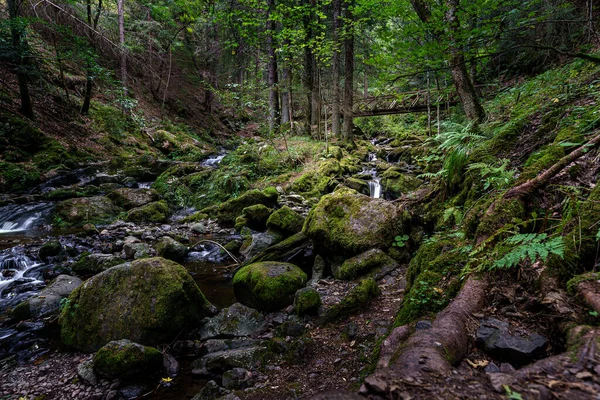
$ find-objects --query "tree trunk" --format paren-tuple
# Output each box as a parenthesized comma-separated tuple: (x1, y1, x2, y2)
(81, 0, 102, 115)
(8, 0, 33, 119)
(281, 52, 291, 125)
(117, 0, 127, 97)
(342, 0, 354, 142)
(445, 0, 485, 122)
(302, 5, 314, 135)
(331, 0, 341, 138)
(266, 0, 280, 133)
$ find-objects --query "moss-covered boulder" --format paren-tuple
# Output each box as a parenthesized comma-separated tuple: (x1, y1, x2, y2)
(233, 262, 307, 312)
(198, 303, 266, 340)
(335, 248, 399, 281)
(53, 196, 120, 227)
(265, 206, 305, 235)
(237, 204, 273, 231)
(303, 192, 408, 258)
(344, 177, 370, 196)
(290, 171, 332, 196)
(38, 240, 63, 262)
(294, 287, 322, 316)
(71, 253, 123, 275)
(318, 159, 343, 177)
(107, 188, 160, 210)
(126, 200, 169, 223)
(380, 169, 423, 199)
(155, 236, 188, 262)
(59, 257, 215, 352)
(200, 189, 278, 227)
(93, 339, 163, 378)
(240, 230, 285, 261)
(322, 278, 380, 321)
(243, 232, 312, 270)
(11, 275, 82, 320)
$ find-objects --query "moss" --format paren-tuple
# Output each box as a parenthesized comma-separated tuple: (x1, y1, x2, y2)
(380, 170, 423, 199)
(266, 206, 305, 235)
(0, 162, 41, 193)
(395, 270, 448, 326)
(406, 238, 465, 290)
(337, 249, 397, 281)
(290, 171, 331, 196)
(475, 197, 525, 239)
(43, 187, 101, 201)
(344, 177, 369, 195)
(71, 253, 123, 275)
(294, 287, 322, 316)
(519, 145, 565, 182)
(52, 196, 121, 228)
(566, 272, 600, 295)
(323, 278, 380, 321)
(232, 261, 307, 312)
(59, 257, 214, 352)
(126, 200, 169, 223)
(241, 204, 273, 231)
(93, 340, 163, 378)
(200, 189, 278, 227)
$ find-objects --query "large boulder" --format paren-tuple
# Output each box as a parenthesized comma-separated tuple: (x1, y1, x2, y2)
(71, 253, 124, 275)
(380, 169, 423, 199)
(53, 196, 120, 227)
(200, 188, 278, 226)
(107, 188, 160, 210)
(233, 262, 307, 312)
(155, 236, 188, 262)
(303, 193, 407, 259)
(93, 339, 163, 378)
(59, 257, 215, 352)
(198, 303, 266, 340)
(11, 275, 82, 320)
(266, 206, 305, 235)
(334, 248, 399, 280)
(125, 200, 170, 223)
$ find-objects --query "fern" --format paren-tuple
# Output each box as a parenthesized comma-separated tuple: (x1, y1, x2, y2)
(492, 233, 564, 270)
(467, 158, 516, 191)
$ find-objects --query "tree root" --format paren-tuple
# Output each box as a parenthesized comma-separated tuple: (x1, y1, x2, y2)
(575, 279, 600, 314)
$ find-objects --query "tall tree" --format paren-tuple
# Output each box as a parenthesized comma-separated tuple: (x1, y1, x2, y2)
(117, 0, 127, 97)
(342, 0, 354, 141)
(7, 0, 33, 119)
(331, 0, 341, 137)
(266, 0, 280, 132)
(81, 0, 103, 115)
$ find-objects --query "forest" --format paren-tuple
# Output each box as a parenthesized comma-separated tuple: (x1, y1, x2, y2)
(1, 0, 600, 399)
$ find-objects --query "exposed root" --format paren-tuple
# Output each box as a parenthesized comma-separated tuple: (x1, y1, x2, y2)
(576, 279, 600, 314)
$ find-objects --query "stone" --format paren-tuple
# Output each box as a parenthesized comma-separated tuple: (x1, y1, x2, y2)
(38, 240, 63, 261)
(303, 192, 407, 259)
(198, 303, 266, 341)
(266, 206, 305, 235)
(53, 196, 121, 227)
(93, 339, 163, 378)
(199, 189, 278, 227)
(155, 236, 188, 262)
(294, 287, 322, 316)
(334, 248, 398, 280)
(71, 253, 124, 275)
(122, 238, 150, 260)
(107, 188, 160, 210)
(59, 257, 215, 352)
(240, 231, 284, 260)
(487, 373, 516, 393)
(476, 318, 547, 366)
(11, 275, 82, 320)
(77, 359, 98, 386)
(233, 262, 307, 312)
(163, 353, 179, 377)
(415, 320, 432, 330)
(380, 169, 423, 199)
(193, 347, 266, 374)
(125, 201, 170, 223)
(191, 380, 228, 400)
(222, 368, 254, 390)
(239, 204, 272, 231)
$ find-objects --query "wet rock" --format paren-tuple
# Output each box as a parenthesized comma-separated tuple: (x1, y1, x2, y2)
(107, 188, 160, 210)
(53, 196, 121, 227)
(71, 253, 124, 275)
(198, 303, 266, 340)
(222, 367, 254, 390)
(93, 339, 163, 378)
(155, 236, 188, 262)
(77, 359, 98, 386)
(191, 380, 228, 400)
(125, 201, 170, 224)
(233, 262, 307, 312)
(11, 275, 82, 320)
(193, 346, 266, 374)
(303, 192, 407, 259)
(59, 257, 215, 352)
(294, 287, 322, 316)
(266, 206, 305, 235)
(163, 353, 179, 377)
(240, 231, 284, 260)
(334, 248, 398, 280)
(38, 240, 63, 261)
(476, 318, 547, 366)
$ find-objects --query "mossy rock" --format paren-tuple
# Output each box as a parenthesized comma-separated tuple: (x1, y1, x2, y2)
(380, 170, 423, 199)
(475, 197, 525, 240)
(294, 287, 322, 316)
(233, 261, 307, 312)
(323, 278, 380, 321)
(335, 248, 399, 281)
(239, 204, 273, 231)
(38, 240, 63, 262)
(343, 177, 370, 196)
(326, 146, 344, 160)
(243, 232, 312, 270)
(71, 253, 124, 275)
(93, 339, 163, 378)
(201, 189, 278, 227)
(126, 200, 170, 223)
(406, 237, 466, 291)
(290, 171, 332, 196)
(11, 275, 82, 321)
(303, 192, 408, 258)
(155, 236, 188, 262)
(318, 159, 343, 177)
(395, 270, 449, 326)
(53, 196, 121, 227)
(107, 188, 160, 210)
(266, 206, 305, 235)
(59, 257, 215, 352)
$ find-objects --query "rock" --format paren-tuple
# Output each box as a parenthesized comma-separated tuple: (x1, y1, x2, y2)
(303, 192, 407, 259)
(191, 380, 228, 400)
(59, 257, 215, 352)
(200, 188, 278, 227)
(266, 206, 305, 235)
(484, 363, 500, 373)
(380, 169, 423, 199)
(345, 177, 370, 196)
(309, 390, 365, 400)
(11, 275, 82, 320)
(311, 254, 326, 282)
(122, 237, 151, 260)
(487, 373, 516, 393)
(53, 196, 121, 227)
(198, 338, 262, 357)
(198, 303, 266, 340)
(77, 359, 98, 386)
(240, 231, 284, 260)
(233, 262, 307, 312)
(244, 232, 313, 271)
(193, 347, 266, 374)
(238, 204, 272, 231)
(38, 240, 63, 261)
(163, 353, 179, 377)
(93, 339, 163, 378)
(71, 253, 124, 275)
(125, 201, 170, 223)
(155, 236, 188, 262)
(294, 287, 322, 316)
(107, 188, 160, 210)
(222, 368, 254, 390)
(415, 320, 432, 330)
(475, 318, 547, 366)
(323, 278, 380, 321)
(334, 248, 398, 280)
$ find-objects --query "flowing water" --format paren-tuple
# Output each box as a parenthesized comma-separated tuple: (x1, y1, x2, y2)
(201, 153, 226, 167)
(0, 203, 53, 235)
(0, 248, 45, 311)
(365, 152, 382, 199)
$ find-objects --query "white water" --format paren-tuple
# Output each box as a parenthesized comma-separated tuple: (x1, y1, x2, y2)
(138, 182, 153, 189)
(202, 154, 225, 166)
(0, 203, 53, 234)
(0, 250, 44, 306)
(369, 179, 382, 199)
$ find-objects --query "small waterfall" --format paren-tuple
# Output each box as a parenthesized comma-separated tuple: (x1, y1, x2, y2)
(138, 182, 153, 189)
(201, 153, 226, 167)
(368, 178, 382, 199)
(0, 203, 53, 234)
(365, 152, 382, 199)
(0, 248, 44, 309)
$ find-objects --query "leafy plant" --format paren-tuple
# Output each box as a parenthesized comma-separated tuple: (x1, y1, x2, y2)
(392, 234, 409, 247)
(467, 158, 516, 191)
